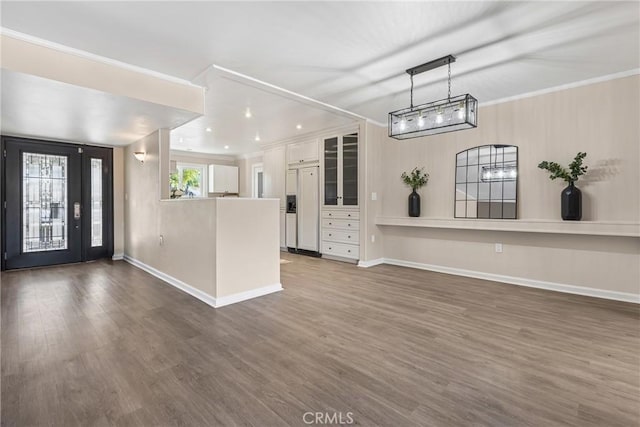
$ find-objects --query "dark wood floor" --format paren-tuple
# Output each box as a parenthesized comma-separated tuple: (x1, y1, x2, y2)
(1, 254, 639, 426)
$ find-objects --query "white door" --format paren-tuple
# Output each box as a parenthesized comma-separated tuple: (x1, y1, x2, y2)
(298, 166, 319, 251)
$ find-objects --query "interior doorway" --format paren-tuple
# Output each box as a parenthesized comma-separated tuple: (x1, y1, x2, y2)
(1, 136, 113, 270)
(252, 163, 264, 198)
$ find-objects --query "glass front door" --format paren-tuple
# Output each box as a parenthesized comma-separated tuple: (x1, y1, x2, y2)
(2, 137, 113, 270)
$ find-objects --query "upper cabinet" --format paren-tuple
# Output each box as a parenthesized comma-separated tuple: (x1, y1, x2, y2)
(287, 140, 319, 165)
(263, 146, 286, 208)
(208, 164, 239, 194)
(324, 133, 358, 207)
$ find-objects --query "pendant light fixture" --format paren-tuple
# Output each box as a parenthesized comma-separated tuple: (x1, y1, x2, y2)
(389, 55, 477, 139)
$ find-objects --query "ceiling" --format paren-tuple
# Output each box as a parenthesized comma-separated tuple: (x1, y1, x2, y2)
(1, 69, 198, 146)
(1, 1, 639, 152)
(170, 68, 358, 155)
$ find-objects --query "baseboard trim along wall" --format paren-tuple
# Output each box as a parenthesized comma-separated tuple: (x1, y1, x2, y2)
(112, 253, 124, 261)
(359, 257, 639, 304)
(123, 255, 283, 308)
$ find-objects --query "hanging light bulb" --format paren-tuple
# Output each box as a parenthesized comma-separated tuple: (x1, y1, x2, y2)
(399, 117, 407, 131)
(255, 133, 261, 142)
(509, 169, 517, 179)
(245, 108, 252, 118)
(457, 102, 466, 120)
(417, 112, 425, 127)
(435, 108, 443, 124)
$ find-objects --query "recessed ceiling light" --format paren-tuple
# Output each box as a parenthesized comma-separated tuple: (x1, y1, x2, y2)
(296, 124, 302, 130)
(205, 127, 212, 132)
(255, 133, 261, 142)
(245, 108, 252, 118)
(224, 145, 230, 149)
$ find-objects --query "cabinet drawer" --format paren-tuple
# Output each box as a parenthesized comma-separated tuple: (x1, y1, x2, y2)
(323, 229, 358, 244)
(322, 210, 359, 220)
(322, 241, 359, 259)
(322, 218, 359, 230)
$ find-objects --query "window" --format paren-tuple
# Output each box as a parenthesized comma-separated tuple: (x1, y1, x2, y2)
(170, 163, 208, 198)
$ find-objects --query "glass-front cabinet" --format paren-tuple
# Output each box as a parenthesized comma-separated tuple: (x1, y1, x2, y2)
(323, 133, 358, 207)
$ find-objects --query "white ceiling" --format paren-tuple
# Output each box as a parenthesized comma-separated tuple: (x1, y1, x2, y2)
(1, 1, 639, 152)
(170, 68, 358, 155)
(1, 69, 198, 146)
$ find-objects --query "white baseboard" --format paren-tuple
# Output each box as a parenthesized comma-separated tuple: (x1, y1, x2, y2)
(123, 255, 282, 308)
(215, 284, 283, 308)
(382, 258, 640, 304)
(357, 258, 385, 268)
(112, 253, 124, 261)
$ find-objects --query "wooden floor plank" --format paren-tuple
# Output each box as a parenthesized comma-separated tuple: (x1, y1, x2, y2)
(1, 254, 639, 426)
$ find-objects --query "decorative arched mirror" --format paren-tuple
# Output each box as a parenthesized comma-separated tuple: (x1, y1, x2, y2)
(455, 145, 518, 219)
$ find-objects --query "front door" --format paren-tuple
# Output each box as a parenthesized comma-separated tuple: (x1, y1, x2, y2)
(2, 137, 113, 270)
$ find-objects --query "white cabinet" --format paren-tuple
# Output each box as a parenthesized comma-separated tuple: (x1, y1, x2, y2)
(287, 140, 319, 165)
(323, 133, 358, 207)
(321, 208, 359, 261)
(263, 146, 286, 208)
(208, 164, 238, 194)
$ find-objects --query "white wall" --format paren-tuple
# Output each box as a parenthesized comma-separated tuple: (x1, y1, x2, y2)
(237, 154, 264, 198)
(363, 75, 640, 297)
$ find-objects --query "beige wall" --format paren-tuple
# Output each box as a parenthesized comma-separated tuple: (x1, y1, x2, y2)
(366, 75, 640, 295)
(215, 198, 280, 297)
(237, 155, 264, 198)
(113, 147, 125, 255)
(125, 131, 279, 300)
(125, 130, 216, 294)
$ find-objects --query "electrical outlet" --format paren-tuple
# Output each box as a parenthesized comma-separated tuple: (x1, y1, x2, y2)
(371, 192, 377, 201)
(495, 243, 503, 253)
(371, 235, 376, 243)
(159, 235, 164, 246)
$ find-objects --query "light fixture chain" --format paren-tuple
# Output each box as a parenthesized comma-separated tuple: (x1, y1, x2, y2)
(410, 74, 414, 109)
(448, 61, 451, 101)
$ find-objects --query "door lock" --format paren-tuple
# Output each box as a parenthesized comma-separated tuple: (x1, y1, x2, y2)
(74, 202, 81, 219)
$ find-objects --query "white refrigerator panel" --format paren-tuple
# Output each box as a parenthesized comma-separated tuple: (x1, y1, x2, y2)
(286, 213, 297, 248)
(298, 167, 319, 252)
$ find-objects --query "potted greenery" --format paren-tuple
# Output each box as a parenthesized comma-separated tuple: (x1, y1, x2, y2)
(538, 152, 588, 220)
(401, 167, 429, 217)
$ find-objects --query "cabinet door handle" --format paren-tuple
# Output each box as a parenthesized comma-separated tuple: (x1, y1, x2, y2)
(348, 223, 351, 227)
(348, 250, 351, 253)
(329, 233, 332, 237)
(347, 235, 351, 239)
(329, 222, 332, 225)
(347, 214, 351, 217)
(329, 247, 332, 250)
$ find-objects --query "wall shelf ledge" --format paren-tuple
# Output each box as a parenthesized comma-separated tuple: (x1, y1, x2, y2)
(375, 216, 640, 238)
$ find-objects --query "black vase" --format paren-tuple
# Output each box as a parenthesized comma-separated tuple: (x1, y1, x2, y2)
(561, 182, 582, 221)
(408, 190, 421, 217)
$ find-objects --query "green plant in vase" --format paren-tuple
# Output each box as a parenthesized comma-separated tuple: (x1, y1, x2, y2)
(401, 167, 429, 217)
(538, 152, 588, 220)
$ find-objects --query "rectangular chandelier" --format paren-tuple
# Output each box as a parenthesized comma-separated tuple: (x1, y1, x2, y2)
(389, 55, 478, 139)
(389, 94, 477, 139)
(481, 164, 517, 182)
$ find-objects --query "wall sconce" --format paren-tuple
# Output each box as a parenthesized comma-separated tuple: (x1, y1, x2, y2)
(133, 151, 146, 163)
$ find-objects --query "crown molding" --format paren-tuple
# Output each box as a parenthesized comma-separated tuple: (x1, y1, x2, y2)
(479, 68, 640, 108)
